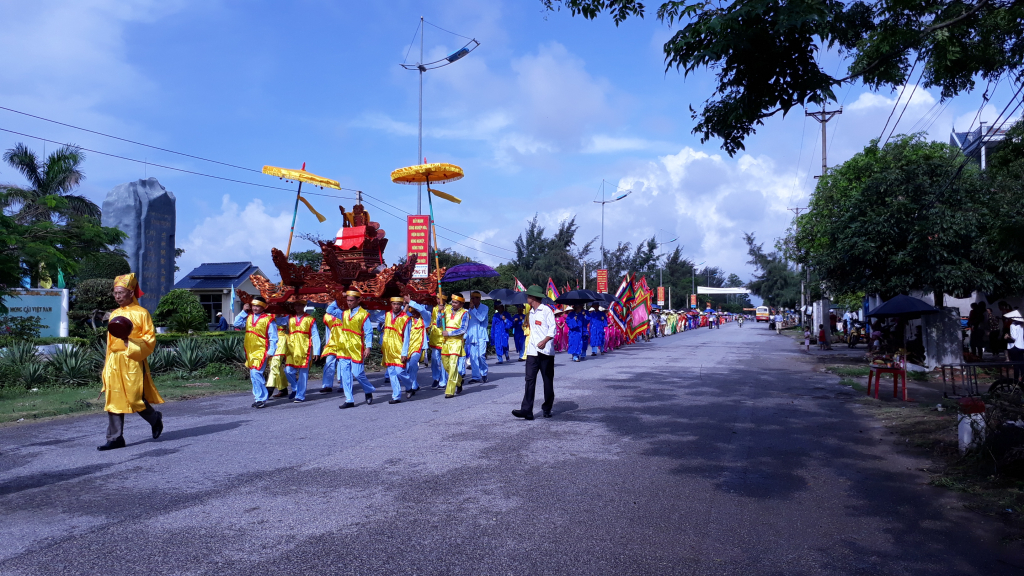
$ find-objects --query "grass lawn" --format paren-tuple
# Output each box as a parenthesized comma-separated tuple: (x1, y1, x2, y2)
(0, 364, 340, 424)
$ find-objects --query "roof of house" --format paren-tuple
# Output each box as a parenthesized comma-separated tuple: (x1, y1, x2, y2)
(174, 262, 263, 290)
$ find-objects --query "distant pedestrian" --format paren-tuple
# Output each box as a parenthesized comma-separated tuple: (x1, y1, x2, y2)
(512, 285, 555, 421)
(818, 324, 827, 350)
(775, 312, 783, 334)
(216, 312, 228, 331)
(804, 326, 811, 352)
(968, 302, 987, 359)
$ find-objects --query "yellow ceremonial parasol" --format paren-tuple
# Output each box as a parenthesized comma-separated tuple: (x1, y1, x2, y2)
(390, 162, 465, 298)
(263, 163, 340, 258)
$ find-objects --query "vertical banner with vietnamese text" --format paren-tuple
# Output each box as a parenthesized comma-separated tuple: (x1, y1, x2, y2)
(657, 286, 665, 306)
(407, 215, 430, 278)
(690, 294, 697, 309)
(596, 269, 608, 293)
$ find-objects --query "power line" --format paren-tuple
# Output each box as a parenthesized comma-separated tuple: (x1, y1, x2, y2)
(878, 55, 920, 143)
(0, 105, 261, 173)
(0, 126, 310, 193)
(423, 20, 474, 41)
(883, 64, 924, 146)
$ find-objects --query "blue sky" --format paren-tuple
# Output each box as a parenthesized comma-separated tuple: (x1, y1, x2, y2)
(1, 0, 1019, 289)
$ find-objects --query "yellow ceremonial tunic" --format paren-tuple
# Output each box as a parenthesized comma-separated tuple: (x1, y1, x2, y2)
(428, 306, 444, 351)
(286, 314, 316, 368)
(102, 300, 164, 414)
(408, 316, 425, 355)
(323, 308, 370, 363)
(267, 320, 289, 389)
(244, 313, 275, 370)
(381, 311, 410, 367)
(442, 307, 468, 395)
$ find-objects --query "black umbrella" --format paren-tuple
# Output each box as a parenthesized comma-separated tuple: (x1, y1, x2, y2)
(488, 288, 518, 302)
(502, 291, 556, 307)
(866, 295, 940, 320)
(555, 290, 600, 306)
(595, 292, 623, 306)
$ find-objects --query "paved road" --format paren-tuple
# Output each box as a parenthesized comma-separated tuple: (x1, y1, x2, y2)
(0, 323, 1018, 575)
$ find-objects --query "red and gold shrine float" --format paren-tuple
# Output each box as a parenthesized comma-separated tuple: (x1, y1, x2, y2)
(238, 164, 447, 312)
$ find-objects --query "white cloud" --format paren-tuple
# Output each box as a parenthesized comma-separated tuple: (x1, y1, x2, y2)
(177, 195, 292, 282)
(582, 135, 677, 154)
(848, 86, 936, 111)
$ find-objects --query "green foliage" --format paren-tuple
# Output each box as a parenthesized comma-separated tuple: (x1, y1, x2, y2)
(198, 362, 239, 378)
(18, 363, 50, 389)
(289, 249, 323, 270)
(795, 135, 1010, 301)
(543, 0, 1024, 154)
(0, 315, 44, 340)
(985, 119, 1024, 296)
(208, 336, 244, 365)
(155, 331, 238, 345)
(168, 312, 209, 333)
(175, 338, 210, 375)
(0, 340, 39, 366)
(148, 347, 179, 375)
(75, 252, 130, 283)
(47, 344, 101, 387)
(0, 144, 125, 293)
(745, 232, 801, 308)
(155, 289, 207, 327)
(71, 278, 116, 314)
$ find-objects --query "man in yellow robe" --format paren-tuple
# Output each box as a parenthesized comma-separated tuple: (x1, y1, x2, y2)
(438, 293, 469, 398)
(98, 273, 164, 451)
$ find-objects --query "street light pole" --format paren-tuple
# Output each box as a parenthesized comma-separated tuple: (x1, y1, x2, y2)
(594, 180, 632, 270)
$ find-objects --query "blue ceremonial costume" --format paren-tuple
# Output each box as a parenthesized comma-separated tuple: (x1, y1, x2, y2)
(587, 309, 606, 355)
(491, 311, 512, 363)
(565, 310, 586, 361)
(465, 303, 489, 381)
(511, 312, 526, 354)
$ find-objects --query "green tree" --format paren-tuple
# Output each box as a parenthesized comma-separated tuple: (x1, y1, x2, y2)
(75, 252, 131, 284)
(794, 135, 1001, 304)
(1, 143, 100, 222)
(985, 118, 1024, 296)
(745, 232, 801, 308)
(289, 249, 323, 270)
(542, 0, 1024, 154)
(155, 289, 208, 330)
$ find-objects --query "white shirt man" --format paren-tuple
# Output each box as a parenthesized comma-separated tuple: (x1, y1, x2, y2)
(514, 286, 556, 420)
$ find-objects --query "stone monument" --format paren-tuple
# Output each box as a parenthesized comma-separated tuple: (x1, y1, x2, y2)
(101, 178, 176, 312)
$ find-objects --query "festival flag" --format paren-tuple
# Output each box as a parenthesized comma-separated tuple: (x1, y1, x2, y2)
(546, 278, 561, 302)
(513, 276, 527, 292)
(609, 274, 633, 331)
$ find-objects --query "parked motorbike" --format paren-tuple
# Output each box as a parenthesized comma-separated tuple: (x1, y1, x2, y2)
(848, 321, 865, 348)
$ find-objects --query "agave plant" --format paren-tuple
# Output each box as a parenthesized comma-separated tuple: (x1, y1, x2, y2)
(168, 312, 209, 333)
(19, 362, 51, 389)
(175, 338, 211, 375)
(209, 336, 245, 365)
(147, 346, 179, 375)
(0, 340, 39, 366)
(48, 344, 100, 387)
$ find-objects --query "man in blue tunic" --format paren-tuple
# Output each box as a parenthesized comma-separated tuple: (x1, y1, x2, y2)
(587, 303, 606, 356)
(565, 304, 587, 362)
(511, 305, 526, 360)
(491, 303, 512, 364)
(465, 291, 490, 383)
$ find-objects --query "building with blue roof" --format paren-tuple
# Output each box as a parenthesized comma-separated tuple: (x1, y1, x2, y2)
(173, 262, 265, 326)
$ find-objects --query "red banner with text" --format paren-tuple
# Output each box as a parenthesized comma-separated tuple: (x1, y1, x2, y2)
(657, 286, 665, 306)
(690, 294, 697, 309)
(407, 215, 430, 278)
(596, 269, 608, 293)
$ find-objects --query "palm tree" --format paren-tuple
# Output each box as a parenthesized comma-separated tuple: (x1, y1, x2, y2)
(1, 143, 100, 224)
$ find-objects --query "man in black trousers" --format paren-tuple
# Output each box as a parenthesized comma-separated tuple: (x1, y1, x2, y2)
(513, 285, 556, 420)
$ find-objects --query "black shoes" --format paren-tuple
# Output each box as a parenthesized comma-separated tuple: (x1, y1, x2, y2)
(254, 401, 266, 409)
(430, 380, 440, 389)
(340, 402, 355, 409)
(365, 393, 373, 405)
(151, 412, 163, 439)
(407, 388, 418, 398)
(456, 385, 463, 395)
(273, 389, 288, 398)
(469, 378, 480, 384)
(482, 376, 488, 383)
(320, 387, 333, 394)
(97, 437, 126, 451)
(388, 399, 402, 404)
(543, 411, 552, 418)
(511, 409, 534, 421)
(288, 391, 296, 400)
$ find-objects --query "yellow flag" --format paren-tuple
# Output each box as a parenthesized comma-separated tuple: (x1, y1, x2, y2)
(297, 195, 327, 223)
(428, 187, 462, 204)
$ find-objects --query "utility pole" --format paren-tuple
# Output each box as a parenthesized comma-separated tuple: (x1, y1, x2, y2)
(417, 16, 424, 214)
(788, 206, 807, 330)
(805, 105, 842, 179)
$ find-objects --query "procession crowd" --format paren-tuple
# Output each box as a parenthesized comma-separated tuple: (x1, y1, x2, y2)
(95, 273, 735, 449)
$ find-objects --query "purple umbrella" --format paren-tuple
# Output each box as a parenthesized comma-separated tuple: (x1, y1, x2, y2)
(441, 262, 499, 282)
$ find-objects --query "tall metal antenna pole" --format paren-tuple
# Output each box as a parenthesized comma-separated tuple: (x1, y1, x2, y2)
(417, 16, 424, 215)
